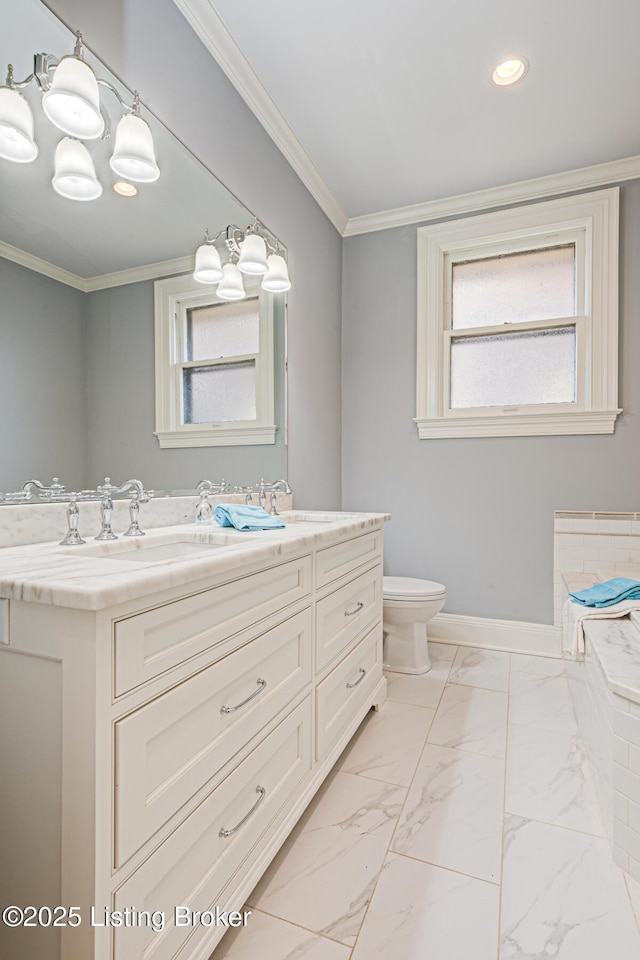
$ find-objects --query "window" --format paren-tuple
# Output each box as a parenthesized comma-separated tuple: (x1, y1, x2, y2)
(415, 189, 620, 438)
(154, 274, 275, 447)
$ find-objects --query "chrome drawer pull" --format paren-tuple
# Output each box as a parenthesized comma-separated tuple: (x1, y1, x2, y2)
(220, 678, 267, 715)
(346, 667, 367, 689)
(344, 601, 364, 617)
(219, 785, 266, 838)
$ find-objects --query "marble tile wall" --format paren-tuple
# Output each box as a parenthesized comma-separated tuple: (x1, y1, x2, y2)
(554, 512, 640, 627)
(565, 649, 614, 847)
(612, 693, 640, 881)
(566, 636, 640, 882)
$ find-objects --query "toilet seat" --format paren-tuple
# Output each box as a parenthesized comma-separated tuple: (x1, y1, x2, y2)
(383, 576, 446, 601)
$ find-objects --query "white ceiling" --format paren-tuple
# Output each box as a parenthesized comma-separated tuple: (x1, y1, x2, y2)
(187, 0, 640, 223)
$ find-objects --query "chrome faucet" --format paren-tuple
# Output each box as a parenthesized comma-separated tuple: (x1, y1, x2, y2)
(196, 478, 228, 494)
(270, 479, 292, 494)
(22, 477, 67, 500)
(1, 477, 71, 504)
(96, 478, 152, 540)
(258, 478, 292, 511)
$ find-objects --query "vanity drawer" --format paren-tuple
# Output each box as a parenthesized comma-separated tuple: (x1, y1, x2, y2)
(113, 554, 312, 696)
(315, 626, 382, 761)
(112, 697, 312, 960)
(114, 609, 312, 867)
(315, 565, 382, 674)
(315, 530, 382, 589)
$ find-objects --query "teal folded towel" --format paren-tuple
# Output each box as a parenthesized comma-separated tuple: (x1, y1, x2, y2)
(569, 577, 640, 608)
(213, 503, 285, 531)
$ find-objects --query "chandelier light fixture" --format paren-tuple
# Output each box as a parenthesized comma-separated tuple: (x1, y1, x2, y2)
(0, 31, 159, 200)
(193, 220, 291, 299)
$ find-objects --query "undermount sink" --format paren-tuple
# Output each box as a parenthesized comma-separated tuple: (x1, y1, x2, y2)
(100, 541, 228, 563)
(59, 531, 258, 563)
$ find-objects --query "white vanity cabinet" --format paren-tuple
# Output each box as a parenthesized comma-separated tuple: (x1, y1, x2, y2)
(0, 517, 386, 960)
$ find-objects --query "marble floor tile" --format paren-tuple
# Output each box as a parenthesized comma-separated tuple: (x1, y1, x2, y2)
(384, 658, 451, 708)
(510, 652, 565, 678)
(509, 671, 579, 734)
(212, 908, 350, 960)
(500, 814, 640, 959)
(337, 700, 435, 786)
(449, 646, 510, 692)
(428, 683, 508, 758)
(429, 641, 457, 661)
(392, 743, 505, 882)
(248, 772, 406, 945)
(351, 853, 500, 960)
(505, 723, 603, 835)
(295, 768, 406, 840)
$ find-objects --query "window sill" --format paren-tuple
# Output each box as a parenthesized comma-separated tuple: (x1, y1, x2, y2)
(156, 424, 277, 448)
(414, 409, 622, 439)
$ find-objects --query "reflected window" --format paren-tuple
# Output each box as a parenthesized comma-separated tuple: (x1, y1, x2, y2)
(154, 276, 276, 448)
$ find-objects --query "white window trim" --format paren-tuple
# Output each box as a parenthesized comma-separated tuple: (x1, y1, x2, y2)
(154, 273, 276, 448)
(415, 188, 621, 439)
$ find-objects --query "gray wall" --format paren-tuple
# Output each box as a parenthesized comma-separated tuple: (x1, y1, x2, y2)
(43, 0, 343, 509)
(0, 259, 88, 490)
(85, 278, 287, 489)
(342, 182, 640, 626)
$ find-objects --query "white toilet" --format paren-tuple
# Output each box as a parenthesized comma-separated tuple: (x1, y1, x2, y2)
(382, 576, 447, 674)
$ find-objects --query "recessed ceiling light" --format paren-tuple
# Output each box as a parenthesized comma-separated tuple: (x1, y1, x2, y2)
(492, 57, 529, 86)
(113, 180, 138, 197)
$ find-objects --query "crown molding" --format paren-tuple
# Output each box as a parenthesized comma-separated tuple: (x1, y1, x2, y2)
(83, 255, 194, 291)
(0, 241, 87, 291)
(171, 0, 347, 235)
(344, 154, 640, 236)
(1, 241, 193, 293)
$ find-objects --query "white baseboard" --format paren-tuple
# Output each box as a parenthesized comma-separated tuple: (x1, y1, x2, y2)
(430, 612, 562, 658)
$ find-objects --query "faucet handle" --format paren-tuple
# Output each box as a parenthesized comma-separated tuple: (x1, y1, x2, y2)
(97, 477, 114, 494)
(124, 492, 146, 537)
(233, 485, 253, 504)
(60, 495, 86, 546)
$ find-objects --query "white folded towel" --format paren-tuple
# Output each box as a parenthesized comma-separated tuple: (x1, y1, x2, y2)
(562, 597, 640, 656)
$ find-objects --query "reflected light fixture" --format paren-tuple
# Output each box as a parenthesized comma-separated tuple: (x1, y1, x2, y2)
(52, 136, 102, 200)
(0, 85, 38, 162)
(194, 229, 224, 284)
(192, 220, 291, 299)
(492, 57, 529, 86)
(0, 31, 159, 200)
(216, 262, 246, 301)
(113, 180, 138, 198)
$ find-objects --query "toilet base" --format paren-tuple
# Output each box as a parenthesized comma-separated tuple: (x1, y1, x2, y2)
(382, 620, 432, 675)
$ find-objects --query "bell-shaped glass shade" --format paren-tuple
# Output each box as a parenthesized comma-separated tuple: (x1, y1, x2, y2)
(42, 56, 104, 140)
(193, 243, 223, 284)
(237, 233, 268, 275)
(216, 262, 246, 301)
(109, 113, 159, 183)
(52, 137, 102, 201)
(262, 253, 291, 292)
(0, 87, 38, 162)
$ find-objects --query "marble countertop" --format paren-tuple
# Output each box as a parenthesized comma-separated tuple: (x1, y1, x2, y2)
(563, 571, 640, 705)
(0, 511, 390, 612)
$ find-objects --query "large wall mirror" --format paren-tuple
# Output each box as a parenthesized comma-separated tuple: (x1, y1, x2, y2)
(0, 0, 287, 495)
